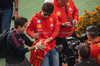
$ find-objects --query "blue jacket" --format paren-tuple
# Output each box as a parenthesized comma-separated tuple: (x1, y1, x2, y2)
(6, 30, 33, 64)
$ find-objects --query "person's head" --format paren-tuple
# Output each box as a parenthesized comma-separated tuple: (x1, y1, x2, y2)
(86, 25, 99, 40)
(57, 0, 68, 7)
(14, 17, 28, 32)
(41, 2, 54, 19)
(78, 43, 90, 59)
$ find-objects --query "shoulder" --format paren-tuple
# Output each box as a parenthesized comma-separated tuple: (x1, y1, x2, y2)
(68, 0, 73, 2)
(74, 63, 80, 66)
(51, 13, 57, 18)
(7, 31, 16, 38)
(89, 58, 99, 65)
(90, 44, 96, 49)
(89, 58, 98, 62)
(30, 16, 36, 20)
(7, 32, 15, 41)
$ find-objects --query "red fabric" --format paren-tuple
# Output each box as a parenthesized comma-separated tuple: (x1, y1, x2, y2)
(89, 39, 100, 64)
(30, 38, 51, 66)
(53, 0, 79, 37)
(26, 11, 59, 49)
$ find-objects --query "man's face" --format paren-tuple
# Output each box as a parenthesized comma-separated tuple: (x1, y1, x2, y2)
(57, 0, 68, 7)
(41, 11, 51, 19)
(18, 22, 27, 32)
(86, 32, 91, 40)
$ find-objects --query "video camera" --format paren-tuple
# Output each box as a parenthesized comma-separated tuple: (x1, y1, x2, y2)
(65, 33, 88, 52)
(55, 33, 88, 63)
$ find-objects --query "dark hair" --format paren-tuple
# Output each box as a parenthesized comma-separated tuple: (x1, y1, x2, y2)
(42, 2, 54, 14)
(78, 43, 90, 59)
(86, 25, 99, 38)
(14, 17, 28, 29)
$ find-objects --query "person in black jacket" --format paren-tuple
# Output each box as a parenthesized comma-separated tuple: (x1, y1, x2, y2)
(74, 43, 99, 66)
(6, 17, 46, 66)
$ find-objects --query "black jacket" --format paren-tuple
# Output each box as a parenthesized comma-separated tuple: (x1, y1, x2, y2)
(74, 58, 100, 66)
(6, 30, 33, 64)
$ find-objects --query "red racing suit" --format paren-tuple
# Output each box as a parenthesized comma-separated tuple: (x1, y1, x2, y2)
(26, 11, 59, 49)
(53, 0, 78, 37)
(89, 39, 100, 64)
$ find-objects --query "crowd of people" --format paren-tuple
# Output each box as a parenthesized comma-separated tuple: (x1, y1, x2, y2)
(0, 0, 100, 66)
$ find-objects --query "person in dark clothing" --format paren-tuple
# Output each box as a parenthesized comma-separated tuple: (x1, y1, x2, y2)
(74, 43, 99, 66)
(0, 0, 19, 34)
(6, 17, 46, 66)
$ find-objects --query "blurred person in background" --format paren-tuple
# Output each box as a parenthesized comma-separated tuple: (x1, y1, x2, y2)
(0, 0, 19, 34)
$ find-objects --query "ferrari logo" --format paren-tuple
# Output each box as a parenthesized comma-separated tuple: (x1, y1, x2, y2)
(67, 2, 70, 6)
(50, 18, 53, 22)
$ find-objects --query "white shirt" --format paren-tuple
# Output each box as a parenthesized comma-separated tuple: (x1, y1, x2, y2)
(44, 0, 54, 3)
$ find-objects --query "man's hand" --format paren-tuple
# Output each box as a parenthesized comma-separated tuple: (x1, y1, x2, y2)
(33, 33, 39, 39)
(84, 40, 91, 45)
(13, 10, 19, 19)
(46, 37, 53, 42)
(75, 58, 80, 63)
(63, 22, 71, 27)
(73, 19, 78, 27)
(36, 42, 46, 50)
(62, 63, 68, 66)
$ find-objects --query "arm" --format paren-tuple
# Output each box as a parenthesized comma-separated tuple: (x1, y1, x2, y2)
(72, 0, 79, 26)
(62, 63, 68, 66)
(51, 16, 60, 39)
(7, 33, 29, 53)
(46, 16, 60, 42)
(13, 0, 19, 19)
(26, 17, 39, 38)
(7, 33, 45, 53)
(23, 34, 33, 46)
(72, 0, 79, 20)
(59, 22, 63, 26)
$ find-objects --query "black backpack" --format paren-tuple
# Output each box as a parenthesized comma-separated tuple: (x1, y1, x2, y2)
(0, 30, 10, 58)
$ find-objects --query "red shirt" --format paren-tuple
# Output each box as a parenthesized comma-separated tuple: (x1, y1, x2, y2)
(89, 39, 100, 64)
(26, 11, 59, 49)
(53, 0, 78, 37)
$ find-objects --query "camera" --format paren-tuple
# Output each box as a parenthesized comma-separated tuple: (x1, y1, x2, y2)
(55, 44, 77, 63)
(55, 33, 88, 63)
(66, 34, 88, 51)
(55, 44, 69, 63)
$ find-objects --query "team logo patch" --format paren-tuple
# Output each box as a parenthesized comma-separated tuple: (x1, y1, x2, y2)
(56, 11, 61, 16)
(37, 20, 41, 23)
(97, 43, 100, 47)
(50, 18, 53, 22)
(67, 2, 70, 6)
(37, 24, 42, 28)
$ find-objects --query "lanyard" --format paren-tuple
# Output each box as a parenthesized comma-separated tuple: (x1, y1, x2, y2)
(92, 41, 100, 44)
(64, 6, 70, 22)
(14, 29, 25, 45)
